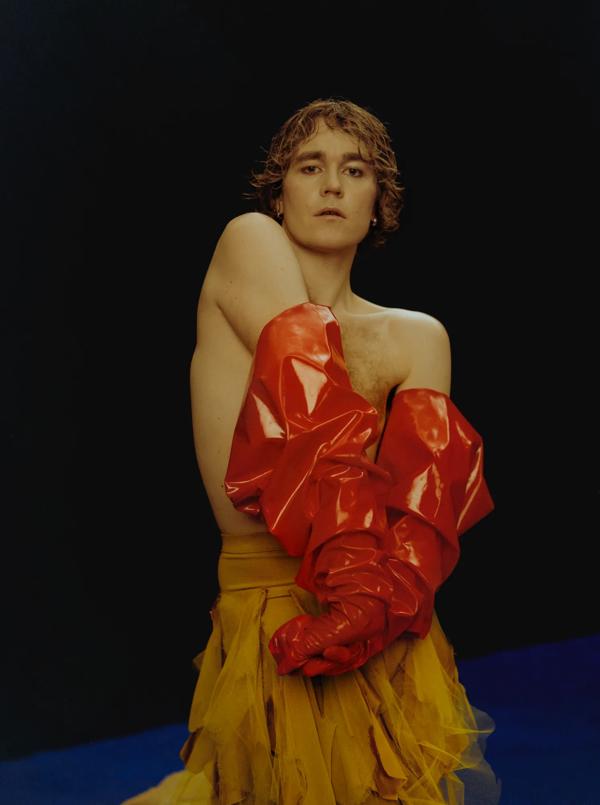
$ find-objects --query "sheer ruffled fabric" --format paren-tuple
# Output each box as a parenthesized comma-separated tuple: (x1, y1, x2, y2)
(120, 531, 502, 805)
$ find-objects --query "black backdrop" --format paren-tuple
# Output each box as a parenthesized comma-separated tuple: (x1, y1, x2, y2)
(2, 0, 596, 759)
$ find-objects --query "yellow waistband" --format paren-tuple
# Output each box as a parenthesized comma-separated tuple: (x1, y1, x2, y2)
(219, 530, 288, 555)
(218, 530, 302, 594)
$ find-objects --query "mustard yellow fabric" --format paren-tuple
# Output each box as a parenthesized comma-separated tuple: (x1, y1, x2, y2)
(121, 531, 501, 804)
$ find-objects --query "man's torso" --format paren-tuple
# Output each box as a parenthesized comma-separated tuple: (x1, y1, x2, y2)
(190, 259, 414, 536)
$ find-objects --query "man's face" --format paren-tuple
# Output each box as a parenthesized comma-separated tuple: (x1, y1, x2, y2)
(280, 118, 379, 252)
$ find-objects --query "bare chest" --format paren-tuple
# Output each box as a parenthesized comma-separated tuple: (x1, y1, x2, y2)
(334, 314, 401, 445)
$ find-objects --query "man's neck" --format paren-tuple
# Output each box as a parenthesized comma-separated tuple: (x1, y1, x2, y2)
(289, 241, 358, 313)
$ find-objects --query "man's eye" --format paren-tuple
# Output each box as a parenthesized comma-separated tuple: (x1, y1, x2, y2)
(301, 165, 363, 176)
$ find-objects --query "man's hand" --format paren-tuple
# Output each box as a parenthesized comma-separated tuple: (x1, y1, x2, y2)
(301, 644, 370, 676)
(268, 613, 377, 676)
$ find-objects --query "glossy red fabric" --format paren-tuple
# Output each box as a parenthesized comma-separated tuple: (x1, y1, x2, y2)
(224, 302, 494, 675)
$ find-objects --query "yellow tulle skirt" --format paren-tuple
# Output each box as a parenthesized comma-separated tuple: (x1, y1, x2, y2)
(121, 530, 502, 805)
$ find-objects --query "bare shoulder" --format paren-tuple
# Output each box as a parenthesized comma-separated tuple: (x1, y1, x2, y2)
(384, 306, 452, 396)
(201, 212, 308, 354)
(354, 298, 450, 392)
(358, 298, 449, 343)
(386, 306, 449, 341)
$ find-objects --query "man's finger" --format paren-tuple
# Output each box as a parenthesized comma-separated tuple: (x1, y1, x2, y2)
(302, 657, 335, 676)
(322, 645, 352, 663)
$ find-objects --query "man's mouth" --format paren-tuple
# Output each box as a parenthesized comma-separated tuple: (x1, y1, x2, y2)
(316, 208, 345, 217)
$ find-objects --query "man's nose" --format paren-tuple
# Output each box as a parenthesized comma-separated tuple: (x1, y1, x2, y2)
(320, 168, 343, 195)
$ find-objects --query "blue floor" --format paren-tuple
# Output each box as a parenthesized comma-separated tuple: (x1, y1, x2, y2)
(1, 632, 598, 805)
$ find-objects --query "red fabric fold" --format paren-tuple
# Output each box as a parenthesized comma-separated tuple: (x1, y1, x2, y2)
(223, 302, 494, 674)
(224, 302, 392, 562)
(374, 387, 495, 639)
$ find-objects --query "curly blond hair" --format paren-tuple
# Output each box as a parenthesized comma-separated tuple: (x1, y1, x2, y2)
(243, 97, 405, 248)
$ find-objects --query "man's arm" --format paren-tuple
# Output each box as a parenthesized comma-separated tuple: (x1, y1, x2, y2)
(394, 313, 452, 396)
(282, 313, 454, 675)
(205, 212, 309, 354)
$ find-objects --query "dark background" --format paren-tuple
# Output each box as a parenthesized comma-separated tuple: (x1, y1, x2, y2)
(2, 0, 596, 759)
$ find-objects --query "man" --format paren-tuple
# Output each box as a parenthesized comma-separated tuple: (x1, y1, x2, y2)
(120, 99, 500, 804)
(191, 114, 451, 563)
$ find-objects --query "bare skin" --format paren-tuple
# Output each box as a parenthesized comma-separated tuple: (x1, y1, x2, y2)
(190, 121, 451, 536)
